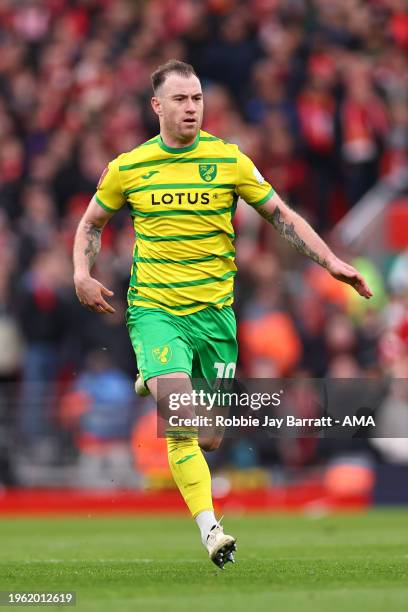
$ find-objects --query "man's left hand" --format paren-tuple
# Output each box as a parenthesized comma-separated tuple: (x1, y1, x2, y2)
(327, 256, 373, 299)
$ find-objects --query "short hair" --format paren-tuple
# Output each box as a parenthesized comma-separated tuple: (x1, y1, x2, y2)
(151, 59, 198, 93)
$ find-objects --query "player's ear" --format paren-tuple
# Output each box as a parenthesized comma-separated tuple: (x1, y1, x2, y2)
(151, 96, 162, 117)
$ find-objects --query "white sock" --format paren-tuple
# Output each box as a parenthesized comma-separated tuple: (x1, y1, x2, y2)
(195, 510, 217, 545)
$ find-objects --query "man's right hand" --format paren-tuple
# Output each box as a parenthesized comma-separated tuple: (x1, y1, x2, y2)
(74, 274, 115, 314)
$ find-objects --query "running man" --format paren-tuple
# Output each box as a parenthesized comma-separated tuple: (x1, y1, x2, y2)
(73, 60, 372, 568)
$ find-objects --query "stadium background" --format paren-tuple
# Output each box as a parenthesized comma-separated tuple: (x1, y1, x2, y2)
(0, 0, 407, 515)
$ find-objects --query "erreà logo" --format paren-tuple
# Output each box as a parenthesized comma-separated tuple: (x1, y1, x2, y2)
(199, 164, 217, 182)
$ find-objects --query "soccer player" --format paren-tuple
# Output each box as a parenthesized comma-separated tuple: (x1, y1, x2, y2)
(73, 60, 372, 568)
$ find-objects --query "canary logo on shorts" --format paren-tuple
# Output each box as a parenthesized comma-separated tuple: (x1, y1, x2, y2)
(152, 345, 173, 364)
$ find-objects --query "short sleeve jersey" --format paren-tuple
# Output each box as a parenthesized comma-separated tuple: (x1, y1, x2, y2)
(96, 130, 274, 315)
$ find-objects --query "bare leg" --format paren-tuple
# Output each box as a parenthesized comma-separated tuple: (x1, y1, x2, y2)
(146, 371, 222, 451)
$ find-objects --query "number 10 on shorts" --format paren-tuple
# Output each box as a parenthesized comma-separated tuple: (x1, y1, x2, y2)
(213, 362, 236, 379)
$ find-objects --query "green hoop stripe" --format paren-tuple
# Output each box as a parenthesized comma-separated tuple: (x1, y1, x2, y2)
(136, 230, 235, 242)
(119, 157, 237, 171)
(133, 270, 236, 289)
(134, 252, 235, 265)
(124, 183, 235, 196)
(128, 291, 234, 311)
(130, 206, 232, 218)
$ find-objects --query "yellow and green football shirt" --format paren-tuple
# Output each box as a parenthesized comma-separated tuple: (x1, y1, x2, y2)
(95, 130, 274, 315)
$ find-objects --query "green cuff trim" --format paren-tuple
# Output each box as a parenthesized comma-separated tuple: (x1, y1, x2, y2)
(95, 195, 116, 213)
(250, 187, 275, 208)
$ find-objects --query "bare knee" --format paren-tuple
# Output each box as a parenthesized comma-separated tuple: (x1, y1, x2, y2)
(199, 436, 222, 452)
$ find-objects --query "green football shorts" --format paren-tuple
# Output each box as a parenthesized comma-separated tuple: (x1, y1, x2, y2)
(126, 305, 238, 383)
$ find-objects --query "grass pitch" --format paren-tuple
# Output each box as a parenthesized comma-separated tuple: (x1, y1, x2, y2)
(1, 510, 407, 611)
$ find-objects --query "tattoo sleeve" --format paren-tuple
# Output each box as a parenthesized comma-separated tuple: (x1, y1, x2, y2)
(258, 205, 328, 268)
(84, 224, 102, 271)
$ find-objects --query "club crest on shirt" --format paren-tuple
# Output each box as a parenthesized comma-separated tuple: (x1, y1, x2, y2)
(199, 164, 217, 182)
(152, 345, 173, 364)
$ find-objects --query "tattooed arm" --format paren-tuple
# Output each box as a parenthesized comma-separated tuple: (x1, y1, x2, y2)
(256, 192, 373, 299)
(73, 196, 116, 313)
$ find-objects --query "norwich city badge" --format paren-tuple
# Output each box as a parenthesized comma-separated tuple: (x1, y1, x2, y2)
(152, 345, 173, 364)
(199, 164, 217, 182)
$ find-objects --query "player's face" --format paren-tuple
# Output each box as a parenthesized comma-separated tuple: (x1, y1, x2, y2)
(152, 73, 204, 144)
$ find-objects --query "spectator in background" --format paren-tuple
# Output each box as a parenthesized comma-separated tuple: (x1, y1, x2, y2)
(238, 255, 302, 377)
(297, 53, 339, 230)
(17, 184, 57, 271)
(201, 8, 263, 104)
(258, 110, 307, 210)
(340, 57, 389, 207)
(291, 287, 327, 377)
(15, 247, 71, 455)
(60, 350, 138, 488)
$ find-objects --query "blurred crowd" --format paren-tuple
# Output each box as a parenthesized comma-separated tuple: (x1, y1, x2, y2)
(0, 0, 407, 486)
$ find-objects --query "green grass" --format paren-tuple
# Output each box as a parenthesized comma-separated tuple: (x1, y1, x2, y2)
(1, 510, 407, 611)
